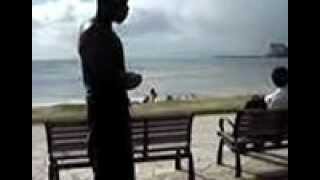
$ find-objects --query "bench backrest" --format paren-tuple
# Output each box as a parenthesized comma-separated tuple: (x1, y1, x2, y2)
(45, 121, 89, 161)
(234, 109, 288, 140)
(131, 113, 193, 155)
(45, 113, 194, 159)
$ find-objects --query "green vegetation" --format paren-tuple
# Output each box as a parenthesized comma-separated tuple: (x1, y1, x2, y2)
(32, 95, 251, 124)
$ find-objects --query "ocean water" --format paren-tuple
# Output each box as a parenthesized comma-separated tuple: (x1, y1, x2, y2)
(32, 57, 288, 106)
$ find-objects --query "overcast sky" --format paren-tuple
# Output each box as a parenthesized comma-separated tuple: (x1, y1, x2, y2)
(32, 0, 288, 60)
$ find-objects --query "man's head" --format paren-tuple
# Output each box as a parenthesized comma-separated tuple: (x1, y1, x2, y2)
(272, 66, 288, 88)
(96, 0, 129, 24)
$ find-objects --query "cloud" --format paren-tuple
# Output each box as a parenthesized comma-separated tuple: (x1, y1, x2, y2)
(32, 0, 96, 59)
(32, 0, 288, 59)
(117, 9, 180, 40)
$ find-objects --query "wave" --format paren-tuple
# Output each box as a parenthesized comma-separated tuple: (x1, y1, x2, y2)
(32, 59, 78, 62)
(32, 96, 147, 108)
(32, 99, 86, 108)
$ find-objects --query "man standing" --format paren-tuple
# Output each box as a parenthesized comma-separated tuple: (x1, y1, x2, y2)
(79, 0, 138, 179)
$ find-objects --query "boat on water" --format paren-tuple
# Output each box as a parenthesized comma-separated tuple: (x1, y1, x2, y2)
(214, 42, 288, 59)
(266, 43, 288, 58)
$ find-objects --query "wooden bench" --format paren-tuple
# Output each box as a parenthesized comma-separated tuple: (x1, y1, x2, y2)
(45, 113, 195, 180)
(216, 109, 288, 177)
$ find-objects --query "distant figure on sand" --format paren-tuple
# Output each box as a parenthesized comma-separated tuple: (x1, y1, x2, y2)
(78, 0, 139, 180)
(142, 88, 158, 103)
(166, 95, 174, 101)
(142, 95, 150, 103)
(150, 88, 158, 102)
(265, 67, 288, 109)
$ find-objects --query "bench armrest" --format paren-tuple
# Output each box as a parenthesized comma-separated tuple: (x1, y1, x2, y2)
(219, 117, 235, 132)
(217, 131, 235, 144)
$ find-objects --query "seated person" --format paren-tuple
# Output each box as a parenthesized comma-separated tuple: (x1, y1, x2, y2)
(150, 88, 158, 102)
(265, 67, 288, 109)
(143, 95, 150, 103)
(244, 95, 267, 110)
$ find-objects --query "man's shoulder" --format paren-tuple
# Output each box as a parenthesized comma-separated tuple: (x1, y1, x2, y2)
(80, 21, 92, 33)
(80, 19, 97, 36)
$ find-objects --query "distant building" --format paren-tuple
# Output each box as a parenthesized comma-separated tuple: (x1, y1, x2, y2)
(267, 43, 288, 58)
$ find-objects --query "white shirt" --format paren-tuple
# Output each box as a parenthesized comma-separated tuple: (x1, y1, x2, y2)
(265, 86, 288, 109)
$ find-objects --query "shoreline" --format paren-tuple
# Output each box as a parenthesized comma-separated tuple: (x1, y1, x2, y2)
(32, 95, 252, 124)
(32, 93, 255, 108)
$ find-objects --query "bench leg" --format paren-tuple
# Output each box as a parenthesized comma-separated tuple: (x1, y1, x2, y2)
(49, 164, 54, 180)
(49, 164, 59, 180)
(235, 151, 242, 178)
(188, 154, 195, 180)
(175, 150, 182, 171)
(217, 139, 224, 165)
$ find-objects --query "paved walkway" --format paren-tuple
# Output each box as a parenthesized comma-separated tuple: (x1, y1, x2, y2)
(32, 114, 288, 180)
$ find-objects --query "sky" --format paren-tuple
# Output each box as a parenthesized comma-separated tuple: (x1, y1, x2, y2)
(32, 0, 288, 60)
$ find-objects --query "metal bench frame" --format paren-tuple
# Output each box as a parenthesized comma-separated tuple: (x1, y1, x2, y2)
(216, 109, 288, 177)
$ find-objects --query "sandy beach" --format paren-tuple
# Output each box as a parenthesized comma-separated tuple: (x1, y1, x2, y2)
(32, 114, 288, 180)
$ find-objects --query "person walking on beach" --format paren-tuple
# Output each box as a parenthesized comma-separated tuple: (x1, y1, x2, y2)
(150, 88, 158, 102)
(78, 0, 138, 179)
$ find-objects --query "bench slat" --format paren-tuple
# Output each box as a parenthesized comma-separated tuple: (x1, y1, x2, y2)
(50, 127, 89, 134)
(52, 142, 88, 152)
(51, 132, 89, 140)
(132, 126, 188, 134)
(132, 134, 188, 145)
(131, 121, 189, 129)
